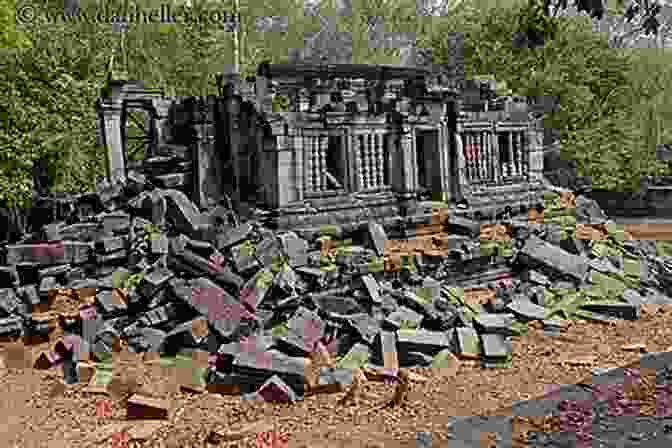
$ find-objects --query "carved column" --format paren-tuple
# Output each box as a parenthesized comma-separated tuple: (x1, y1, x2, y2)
(455, 131, 470, 201)
(493, 128, 502, 184)
(355, 134, 364, 190)
(438, 119, 451, 202)
(96, 96, 126, 183)
(401, 125, 415, 195)
(483, 132, 490, 181)
(305, 135, 314, 193)
(318, 135, 328, 190)
(527, 123, 544, 183)
(295, 130, 304, 201)
(374, 133, 384, 187)
(364, 134, 373, 189)
(508, 131, 515, 177)
(516, 131, 524, 177)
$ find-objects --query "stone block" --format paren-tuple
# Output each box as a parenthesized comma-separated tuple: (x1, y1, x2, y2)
(126, 394, 169, 420)
(396, 329, 452, 357)
(367, 221, 388, 256)
(278, 232, 309, 267)
(473, 313, 517, 336)
(453, 327, 480, 359)
(256, 374, 298, 402)
(517, 235, 589, 283)
(506, 298, 547, 322)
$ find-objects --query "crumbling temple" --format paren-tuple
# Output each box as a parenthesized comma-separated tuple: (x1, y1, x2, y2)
(96, 55, 545, 234)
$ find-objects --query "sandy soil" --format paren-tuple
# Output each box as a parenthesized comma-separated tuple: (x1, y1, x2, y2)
(2, 302, 672, 448)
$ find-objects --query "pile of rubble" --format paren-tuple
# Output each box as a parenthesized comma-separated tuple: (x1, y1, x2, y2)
(2, 177, 672, 431)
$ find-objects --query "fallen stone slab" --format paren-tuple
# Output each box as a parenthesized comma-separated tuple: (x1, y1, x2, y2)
(447, 216, 481, 238)
(473, 313, 517, 336)
(126, 394, 169, 420)
(6, 241, 68, 266)
(384, 306, 423, 331)
(232, 349, 308, 395)
(98, 211, 131, 235)
(376, 330, 399, 369)
(312, 295, 365, 320)
(517, 235, 589, 283)
(179, 277, 253, 340)
(453, 327, 481, 360)
(0, 315, 24, 338)
(359, 274, 382, 304)
(579, 302, 640, 321)
(336, 343, 371, 369)
(506, 298, 547, 322)
(346, 312, 381, 345)
(278, 231, 309, 267)
(255, 236, 284, 268)
(230, 240, 260, 273)
(255, 374, 299, 402)
(162, 189, 209, 240)
(95, 289, 128, 317)
(396, 329, 452, 358)
(216, 222, 254, 250)
(170, 243, 243, 293)
(0, 288, 28, 316)
(367, 221, 388, 256)
(480, 333, 512, 367)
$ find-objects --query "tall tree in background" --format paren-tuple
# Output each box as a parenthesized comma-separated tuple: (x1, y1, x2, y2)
(539, 0, 672, 47)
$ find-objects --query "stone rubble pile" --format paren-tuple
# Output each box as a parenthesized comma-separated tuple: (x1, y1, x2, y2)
(1, 177, 672, 413)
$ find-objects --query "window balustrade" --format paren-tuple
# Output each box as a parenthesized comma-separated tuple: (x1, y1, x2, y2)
(461, 128, 528, 185)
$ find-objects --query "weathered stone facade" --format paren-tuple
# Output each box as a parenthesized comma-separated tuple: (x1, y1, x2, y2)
(96, 62, 545, 234)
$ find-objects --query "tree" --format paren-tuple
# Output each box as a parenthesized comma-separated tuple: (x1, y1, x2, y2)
(429, 2, 672, 191)
(542, 0, 671, 47)
(0, 0, 31, 49)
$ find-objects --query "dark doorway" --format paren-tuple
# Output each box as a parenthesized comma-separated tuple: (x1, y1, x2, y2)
(325, 135, 346, 190)
(415, 129, 441, 200)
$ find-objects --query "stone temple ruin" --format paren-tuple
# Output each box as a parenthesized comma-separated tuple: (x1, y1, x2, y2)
(6, 32, 672, 448)
(96, 40, 545, 237)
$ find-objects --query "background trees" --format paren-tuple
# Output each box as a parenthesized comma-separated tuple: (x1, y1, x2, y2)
(2, 0, 672, 209)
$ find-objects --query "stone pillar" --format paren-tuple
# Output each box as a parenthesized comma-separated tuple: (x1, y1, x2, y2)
(152, 97, 173, 149)
(455, 132, 468, 201)
(192, 96, 225, 210)
(295, 129, 304, 202)
(398, 125, 416, 216)
(527, 122, 544, 183)
(225, 88, 243, 209)
(275, 127, 298, 207)
(96, 96, 126, 183)
(438, 119, 451, 202)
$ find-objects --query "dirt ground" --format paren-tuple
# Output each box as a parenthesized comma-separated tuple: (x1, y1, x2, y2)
(2, 302, 672, 448)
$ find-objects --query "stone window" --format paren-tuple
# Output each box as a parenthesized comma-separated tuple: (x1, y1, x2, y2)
(304, 134, 348, 195)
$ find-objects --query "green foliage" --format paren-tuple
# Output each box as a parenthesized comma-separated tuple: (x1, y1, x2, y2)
(270, 254, 289, 273)
(111, 269, 144, 289)
(480, 239, 513, 257)
(430, 1, 670, 191)
(271, 320, 289, 337)
(399, 319, 418, 330)
(0, 0, 31, 49)
(335, 347, 369, 369)
(255, 269, 275, 290)
(272, 94, 289, 112)
(239, 240, 256, 258)
(5, 0, 672, 205)
(657, 240, 672, 257)
(142, 223, 162, 241)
